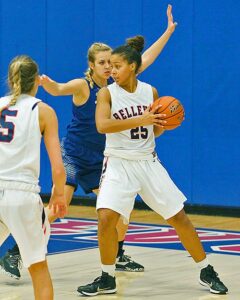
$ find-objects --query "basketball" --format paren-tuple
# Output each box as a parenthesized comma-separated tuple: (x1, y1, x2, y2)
(151, 96, 184, 130)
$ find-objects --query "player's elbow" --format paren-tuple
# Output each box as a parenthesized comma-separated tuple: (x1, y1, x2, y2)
(96, 122, 107, 134)
(96, 117, 109, 134)
(154, 127, 165, 137)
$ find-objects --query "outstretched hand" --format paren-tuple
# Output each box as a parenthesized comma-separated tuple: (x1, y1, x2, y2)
(40, 74, 53, 86)
(167, 4, 177, 34)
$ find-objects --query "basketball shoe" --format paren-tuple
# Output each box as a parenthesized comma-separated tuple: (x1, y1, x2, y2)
(77, 271, 116, 296)
(115, 250, 144, 272)
(0, 248, 22, 280)
(199, 265, 228, 294)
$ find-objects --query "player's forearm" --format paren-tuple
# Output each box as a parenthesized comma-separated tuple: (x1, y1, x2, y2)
(51, 166, 66, 196)
(140, 29, 173, 73)
(42, 81, 63, 96)
(97, 117, 144, 134)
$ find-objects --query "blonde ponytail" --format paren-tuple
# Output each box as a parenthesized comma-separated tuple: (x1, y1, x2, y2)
(8, 55, 38, 107)
(9, 64, 22, 107)
(84, 68, 94, 89)
(0, 55, 38, 118)
(0, 64, 21, 117)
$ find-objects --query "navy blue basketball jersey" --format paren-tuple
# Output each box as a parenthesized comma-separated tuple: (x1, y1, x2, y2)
(63, 78, 113, 156)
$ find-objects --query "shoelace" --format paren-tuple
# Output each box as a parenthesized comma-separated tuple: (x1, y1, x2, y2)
(9, 253, 22, 269)
(206, 266, 223, 284)
(120, 254, 133, 262)
(90, 274, 108, 285)
(93, 276, 102, 283)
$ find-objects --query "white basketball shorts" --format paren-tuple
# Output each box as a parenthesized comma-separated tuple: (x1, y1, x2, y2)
(0, 181, 50, 268)
(97, 156, 186, 224)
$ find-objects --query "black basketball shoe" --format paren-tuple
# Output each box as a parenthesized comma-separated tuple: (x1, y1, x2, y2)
(199, 265, 228, 294)
(0, 248, 22, 280)
(77, 271, 116, 296)
(116, 250, 144, 272)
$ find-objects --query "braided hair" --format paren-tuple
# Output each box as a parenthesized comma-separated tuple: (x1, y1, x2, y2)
(0, 55, 38, 116)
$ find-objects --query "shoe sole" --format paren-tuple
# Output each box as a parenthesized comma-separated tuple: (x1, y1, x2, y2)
(0, 265, 20, 280)
(115, 266, 144, 272)
(199, 279, 228, 295)
(78, 288, 117, 296)
(115, 263, 144, 272)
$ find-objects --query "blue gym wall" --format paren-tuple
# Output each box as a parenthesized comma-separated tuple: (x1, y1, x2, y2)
(0, 0, 239, 208)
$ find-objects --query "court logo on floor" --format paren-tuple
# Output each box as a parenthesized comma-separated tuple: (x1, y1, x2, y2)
(49, 218, 240, 256)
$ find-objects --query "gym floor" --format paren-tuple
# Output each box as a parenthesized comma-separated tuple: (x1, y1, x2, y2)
(0, 206, 239, 300)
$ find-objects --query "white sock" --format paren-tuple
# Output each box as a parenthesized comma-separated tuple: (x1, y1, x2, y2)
(101, 264, 115, 277)
(196, 257, 209, 270)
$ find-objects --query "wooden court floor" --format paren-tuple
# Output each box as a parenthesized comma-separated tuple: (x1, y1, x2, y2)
(0, 206, 239, 300)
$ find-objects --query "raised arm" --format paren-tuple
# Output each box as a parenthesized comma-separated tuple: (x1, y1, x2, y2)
(40, 74, 89, 105)
(95, 87, 164, 134)
(139, 4, 177, 74)
(39, 102, 67, 217)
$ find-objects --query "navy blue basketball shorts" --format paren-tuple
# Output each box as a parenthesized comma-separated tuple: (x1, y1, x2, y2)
(61, 144, 104, 194)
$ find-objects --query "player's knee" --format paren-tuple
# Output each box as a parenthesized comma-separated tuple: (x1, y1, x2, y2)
(98, 209, 118, 231)
(98, 216, 114, 231)
(28, 260, 48, 273)
(167, 209, 189, 226)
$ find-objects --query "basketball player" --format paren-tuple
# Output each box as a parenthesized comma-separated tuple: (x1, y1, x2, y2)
(77, 37, 228, 296)
(0, 56, 67, 299)
(0, 4, 178, 279)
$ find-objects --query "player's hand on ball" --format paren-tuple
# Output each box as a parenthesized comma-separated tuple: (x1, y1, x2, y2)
(151, 96, 184, 130)
(141, 105, 167, 127)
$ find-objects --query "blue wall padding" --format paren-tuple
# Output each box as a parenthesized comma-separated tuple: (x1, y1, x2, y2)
(0, 0, 239, 207)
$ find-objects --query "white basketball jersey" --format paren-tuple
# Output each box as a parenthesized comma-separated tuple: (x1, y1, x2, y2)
(0, 94, 41, 185)
(105, 80, 155, 160)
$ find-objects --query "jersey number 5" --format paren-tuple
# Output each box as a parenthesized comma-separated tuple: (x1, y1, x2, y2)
(130, 126, 148, 139)
(0, 109, 18, 143)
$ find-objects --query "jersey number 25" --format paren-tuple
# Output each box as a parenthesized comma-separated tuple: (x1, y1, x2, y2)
(130, 126, 148, 139)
